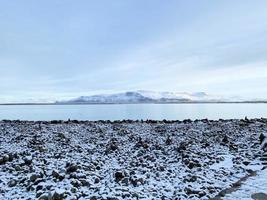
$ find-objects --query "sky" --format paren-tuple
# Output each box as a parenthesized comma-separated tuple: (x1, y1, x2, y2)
(1, 0, 267, 102)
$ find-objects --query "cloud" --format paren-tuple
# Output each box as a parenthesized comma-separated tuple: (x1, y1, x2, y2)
(1, 0, 267, 102)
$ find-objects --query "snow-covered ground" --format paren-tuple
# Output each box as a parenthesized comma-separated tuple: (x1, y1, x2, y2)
(223, 169, 267, 200)
(0, 118, 266, 199)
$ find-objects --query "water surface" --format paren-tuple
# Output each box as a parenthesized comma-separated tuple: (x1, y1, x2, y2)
(0, 103, 266, 121)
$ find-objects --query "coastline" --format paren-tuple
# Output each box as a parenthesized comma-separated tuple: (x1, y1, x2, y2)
(0, 101, 267, 106)
(0, 119, 266, 199)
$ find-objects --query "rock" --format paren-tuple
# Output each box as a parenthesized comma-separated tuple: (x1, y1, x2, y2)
(177, 142, 187, 153)
(52, 189, 65, 200)
(3, 154, 10, 162)
(57, 132, 66, 139)
(184, 187, 200, 195)
(114, 171, 125, 182)
(52, 170, 60, 178)
(36, 191, 43, 198)
(187, 161, 201, 169)
(243, 161, 250, 166)
(80, 179, 90, 187)
(66, 164, 78, 173)
(36, 185, 43, 191)
(30, 174, 39, 182)
(0, 157, 5, 165)
(38, 193, 51, 200)
(51, 170, 64, 180)
(198, 191, 207, 198)
(33, 178, 44, 185)
(165, 136, 172, 145)
(51, 120, 62, 124)
(15, 165, 21, 171)
(259, 133, 266, 144)
(135, 137, 149, 149)
(94, 177, 100, 184)
(70, 179, 80, 187)
(185, 175, 197, 182)
(106, 197, 119, 200)
(130, 177, 144, 187)
(251, 192, 267, 200)
(105, 141, 119, 154)
(110, 143, 118, 151)
(222, 135, 229, 143)
(24, 156, 33, 165)
(71, 187, 77, 193)
(8, 179, 17, 187)
(121, 177, 129, 185)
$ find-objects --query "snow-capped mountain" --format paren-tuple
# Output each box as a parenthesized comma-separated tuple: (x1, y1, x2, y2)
(58, 90, 225, 104)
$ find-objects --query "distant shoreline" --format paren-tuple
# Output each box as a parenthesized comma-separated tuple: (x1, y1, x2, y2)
(0, 101, 267, 105)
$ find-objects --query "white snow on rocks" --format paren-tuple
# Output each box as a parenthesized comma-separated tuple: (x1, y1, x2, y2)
(0, 118, 266, 199)
(223, 169, 267, 200)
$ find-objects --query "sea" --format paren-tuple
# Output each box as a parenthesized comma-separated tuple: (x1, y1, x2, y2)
(0, 103, 266, 121)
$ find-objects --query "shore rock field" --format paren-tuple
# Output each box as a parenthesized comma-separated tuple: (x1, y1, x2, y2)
(0, 119, 266, 200)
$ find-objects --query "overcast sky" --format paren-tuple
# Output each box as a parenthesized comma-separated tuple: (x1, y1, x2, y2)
(1, 0, 267, 102)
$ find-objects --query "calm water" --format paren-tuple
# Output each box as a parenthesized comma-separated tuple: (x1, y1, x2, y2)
(0, 103, 266, 121)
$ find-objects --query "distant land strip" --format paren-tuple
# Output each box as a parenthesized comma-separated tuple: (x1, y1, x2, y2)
(0, 101, 267, 105)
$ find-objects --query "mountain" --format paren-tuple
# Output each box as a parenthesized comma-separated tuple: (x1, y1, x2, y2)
(58, 90, 226, 104)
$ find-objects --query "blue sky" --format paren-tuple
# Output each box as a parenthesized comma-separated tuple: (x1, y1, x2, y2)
(1, 0, 267, 102)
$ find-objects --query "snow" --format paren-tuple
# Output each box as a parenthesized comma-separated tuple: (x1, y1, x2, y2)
(0, 118, 266, 199)
(223, 169, 267, 200)
(210, 154, 234, 170)
(62, 90, 224, 103)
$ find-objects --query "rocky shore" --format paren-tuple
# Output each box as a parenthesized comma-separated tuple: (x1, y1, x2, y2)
(0, 119, 266, 200)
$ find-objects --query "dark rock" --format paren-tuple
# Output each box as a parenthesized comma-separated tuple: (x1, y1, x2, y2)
(243, 161, 250, 166)
(24, 156, 33, 165)
(3, 154, 10, 162)
(177, 142, 187, 153)
(185, 175, 197, 182)
(80, 179, 90, 186)
(66, 164, 78, 173)
(51, 170, 64, 180)
(33, 178, 44, 185)
(39, 194, 49, 200)
(105, 140, 119, 154)
(184, 187, 200, 195)
(121, 177, 129, 185)
(52, 189, 65, 200)
(30, 174, 39, 182)
(165, 136, 172, 145)
(70, 179, 80, 187)
(36, 185, 43, 191)
(94, 177, 100, 184)
(187, 161, 201, 169)
(36, 191, 43, 198)
(0, 157, 5, 165)
(8, 179, 17, 187)
(260, 133, 266, 144)
(114, 171, 125, 182)
(70, 187, 77, 193)
(106, 197, 119, 200)
(52, 170, 60, 178)
(251, 192, 267, 200)
(222, 135, 229, 143)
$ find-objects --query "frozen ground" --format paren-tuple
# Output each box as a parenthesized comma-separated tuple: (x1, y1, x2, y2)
(223, 169, 267, 200)
(0, 118, 266, 200)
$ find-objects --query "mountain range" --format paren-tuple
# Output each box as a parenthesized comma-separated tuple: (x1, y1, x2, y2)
(57, 90, 231, 104)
